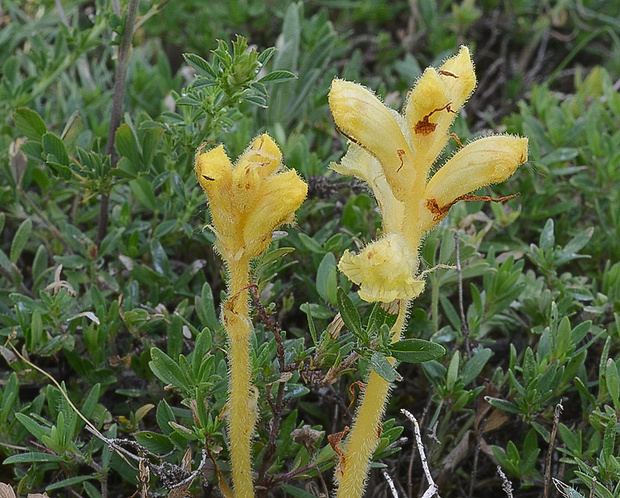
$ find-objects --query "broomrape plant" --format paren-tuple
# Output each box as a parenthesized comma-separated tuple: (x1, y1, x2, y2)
(328, 46, 528, 497)
(194, 134, 307, 497)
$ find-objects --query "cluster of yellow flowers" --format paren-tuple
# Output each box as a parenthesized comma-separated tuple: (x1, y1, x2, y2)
(194, 46, 527, 498)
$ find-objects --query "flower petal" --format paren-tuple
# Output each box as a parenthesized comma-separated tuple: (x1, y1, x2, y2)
(404, 46, 476, 176)
(438, 45, 477, 110)
(329, 79, 416, 201)
(332, 144, 405, 234)
(338, 233, 425, 303)
(244, 170, 307, 258)
(420, 135, 528, 230)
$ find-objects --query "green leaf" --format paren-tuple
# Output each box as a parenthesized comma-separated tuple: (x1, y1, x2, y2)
(485, 397, 521, 414)
(184, 53, 216, 78)
(602, 413, 617, 461)
(446, 350, 460, 391)
(149, 347, 189, 391)
(257, 70, 296, 84)
(4, 452, 63, 464)
(279, 483, 322, 498)
(336, 288, 364, 341)
(371, 352, 397, 383)
(13, 108, 47, 141)
(156, 399, 176, 435)
(115, 124, 141, 168)
(135, 431, 174, 454)
(540, 219, 555, 251)
(460, 348, 493, 386)
(297, 233, 324, 253)
(15, 412, 50, 440)
(389, 339, 446, 364)
(46, 475, 95, 491)
(10, 218, 32, 263)
(316, 252, 338, 304)
(129, 178, 158, 210)
(42, 132, 69, 166)
(367, 303, 398, 335)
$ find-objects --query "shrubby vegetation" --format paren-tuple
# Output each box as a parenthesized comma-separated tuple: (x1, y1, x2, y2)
(0, 1, 618, 497)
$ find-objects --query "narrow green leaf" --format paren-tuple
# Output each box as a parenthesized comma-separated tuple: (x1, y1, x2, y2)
(183, 53, 216, 78)
(115, 124, 141, 167)
(129, 178, 157, 210)
(135, 431, 174, 454)
(156, 399, 176, 435)
(42, 132, 69, 166)
(484, 396, 521, 414)
(297, 233, 324, 253)
(389, 339, 445, 364)
(279, 483, 321, 498)
(10, 218, 32, 263)
(460, 348, 493, 386)
(540, 219, 555, 251)
(371, 352, 396, 383)
(257, 70, 296, 84)
(149, 347, 189, 391)
(316, 252, 338, 304)
(4, 452, 63, 464)
(46, 475, 94, 491)
(13, 108, 47, 141)
(336, 288, 363, 340)
(257, 47, 276, 65)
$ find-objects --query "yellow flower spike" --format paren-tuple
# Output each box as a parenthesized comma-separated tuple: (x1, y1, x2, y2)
(329, 79, 417, 201)
(338, 233, 425, 303)
(195, 134, 307, 498)
(329, 46, 528, 498)
(195, 134, 308, 262)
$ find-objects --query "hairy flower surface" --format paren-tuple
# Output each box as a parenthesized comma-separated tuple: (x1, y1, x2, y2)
(329, 46, 528, 302)
(195, 134, 308, 262)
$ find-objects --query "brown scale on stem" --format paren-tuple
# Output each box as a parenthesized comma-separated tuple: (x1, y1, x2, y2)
(347, 380, 366, 412)
(328, 426, 350, 461)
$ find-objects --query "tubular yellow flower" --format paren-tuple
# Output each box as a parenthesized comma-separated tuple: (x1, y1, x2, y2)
(338, 234, 425, 303)
(328, 46, 528, 498)
(195, 134, 308, 262)
(195, 134, 307, 497)
(329, 46, 528, 304)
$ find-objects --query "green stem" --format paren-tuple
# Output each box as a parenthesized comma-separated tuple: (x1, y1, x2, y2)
(225, 255, 255, 497)
(335, 300, 409, 498)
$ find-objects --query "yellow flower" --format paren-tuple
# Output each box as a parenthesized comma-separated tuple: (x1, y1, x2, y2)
(195, 134, 308, 262)
(338, 233, 425, 303)
(329, 46, 528, 302)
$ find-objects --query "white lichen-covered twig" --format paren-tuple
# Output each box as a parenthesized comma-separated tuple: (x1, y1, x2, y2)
(400, 409, 441, 498)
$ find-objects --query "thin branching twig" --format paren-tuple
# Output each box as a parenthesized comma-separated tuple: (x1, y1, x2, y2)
(497, 466, 514, 498)
(401, 409, 441, 498)
(382, 469, 400, 498)
(544, 402, 564, 498)
(454, 231, 472, 359)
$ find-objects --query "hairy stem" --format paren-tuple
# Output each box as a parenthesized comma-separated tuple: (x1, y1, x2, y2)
(335, 300, 408, 498)
(225, 256, 255, 497)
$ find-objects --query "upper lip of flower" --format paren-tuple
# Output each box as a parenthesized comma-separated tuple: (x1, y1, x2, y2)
(329, 46, 529, 302)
